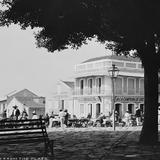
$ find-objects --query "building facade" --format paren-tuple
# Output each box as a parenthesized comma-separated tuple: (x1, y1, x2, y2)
(51, 80, 74, 115)
(6, 89, 45, 119)
(73, 55, 144, 119)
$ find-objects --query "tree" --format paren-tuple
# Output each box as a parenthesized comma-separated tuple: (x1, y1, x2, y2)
(1, 0, 160, 144)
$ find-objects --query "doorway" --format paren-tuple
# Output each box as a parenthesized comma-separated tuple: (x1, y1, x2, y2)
(88, 104, 93, 118)
(115, 103, 122, 118)
(128, 104, 134, 114)
(96, 103, 101, 118)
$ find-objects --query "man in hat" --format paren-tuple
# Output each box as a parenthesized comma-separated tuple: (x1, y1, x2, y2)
(64, 109, 70, 127)
(12, 105, 20, 120)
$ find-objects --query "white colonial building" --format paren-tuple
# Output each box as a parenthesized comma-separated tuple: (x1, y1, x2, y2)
(51, 55, 144, 119)
(5, 89, 45, 119)
(73, 55, 144, 119)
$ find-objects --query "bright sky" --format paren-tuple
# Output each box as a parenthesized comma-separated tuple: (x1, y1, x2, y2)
(0, 24, 111, 99)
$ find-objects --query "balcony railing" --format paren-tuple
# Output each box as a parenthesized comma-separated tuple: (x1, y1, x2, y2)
(73, 88, 110, 96)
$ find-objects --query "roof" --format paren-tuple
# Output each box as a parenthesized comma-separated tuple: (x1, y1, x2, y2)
(15, 97, 45, 108)
(62, 81, 74, 89)
(0, 99, 7, 103)
(82, 55, 140, 63)
(8, 89, 38, 98)
(7, 89, 40, 105)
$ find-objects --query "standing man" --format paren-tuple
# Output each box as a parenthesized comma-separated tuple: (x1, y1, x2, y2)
(59, 109, 66, 128)
(12, 105, 20, 120)
(64, 109, 69, 127)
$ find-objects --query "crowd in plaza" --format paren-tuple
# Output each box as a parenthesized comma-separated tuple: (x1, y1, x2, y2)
(47, 107, 148, 129)
(1, 105, 160, 129)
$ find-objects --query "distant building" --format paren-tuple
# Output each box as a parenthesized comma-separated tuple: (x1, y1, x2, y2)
(51, 80, 74, 115)
(6, 89, 45, 119)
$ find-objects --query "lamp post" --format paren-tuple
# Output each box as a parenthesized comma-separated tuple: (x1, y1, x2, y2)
(108, 64, 119, 131)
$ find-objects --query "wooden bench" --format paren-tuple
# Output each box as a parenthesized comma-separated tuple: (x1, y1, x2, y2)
(0, 118, 54, 156)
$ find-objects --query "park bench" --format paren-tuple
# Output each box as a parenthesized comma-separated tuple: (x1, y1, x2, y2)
(0, 118, 53, 156)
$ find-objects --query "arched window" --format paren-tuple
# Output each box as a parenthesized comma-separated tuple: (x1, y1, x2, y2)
(88, 79, 93, 94)
(128, 104, 134, 114)
(115, 103, 122, 118)
(88, 104, 92, 117)
(80, 80, 84, 95)
(96, 78, 102, 93)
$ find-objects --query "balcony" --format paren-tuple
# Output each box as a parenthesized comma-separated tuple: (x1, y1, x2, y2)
(73, 88, 139, 97)
(73, 88, 110, 96)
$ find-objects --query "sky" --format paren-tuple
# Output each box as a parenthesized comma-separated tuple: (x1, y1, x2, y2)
(0, 24, 111, 99)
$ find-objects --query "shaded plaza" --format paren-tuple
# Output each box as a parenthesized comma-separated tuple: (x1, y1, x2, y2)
(0, 126, 160, 159)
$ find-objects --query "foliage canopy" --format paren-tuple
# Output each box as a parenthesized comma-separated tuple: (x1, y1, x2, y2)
(1, 0, 160, 62)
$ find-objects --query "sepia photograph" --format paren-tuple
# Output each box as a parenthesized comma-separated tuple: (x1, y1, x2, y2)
(0, 0, 160, 159)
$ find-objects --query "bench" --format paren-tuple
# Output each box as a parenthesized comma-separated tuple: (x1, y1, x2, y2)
(0, 118, 53, 156)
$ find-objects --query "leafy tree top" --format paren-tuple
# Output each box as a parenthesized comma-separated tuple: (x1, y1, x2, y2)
(1, 0, 160, 63)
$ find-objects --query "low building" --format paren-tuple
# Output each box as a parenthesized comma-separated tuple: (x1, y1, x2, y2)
(6, 89, 45, 119)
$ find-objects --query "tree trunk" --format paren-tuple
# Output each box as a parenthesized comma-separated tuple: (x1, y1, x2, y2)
(139, 62, 159, 145)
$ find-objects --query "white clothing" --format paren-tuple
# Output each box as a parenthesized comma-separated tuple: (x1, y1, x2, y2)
(59, 111, 66, 128)
(32, 114, 38, 119)
(124, 112, 131, 126)
(59, 111, 66, 118)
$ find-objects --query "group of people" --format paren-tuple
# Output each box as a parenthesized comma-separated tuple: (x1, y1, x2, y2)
(122, 107, 143, 127)
(2, 105, 160, 128)
(93, 107, 144, 127)
(2, 105, 43, 121)
(49, 109, 70, 128)
(1, 105, 71, 129)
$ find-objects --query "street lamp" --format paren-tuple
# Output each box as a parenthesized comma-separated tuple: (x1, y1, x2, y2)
(108, 64, 119, 131)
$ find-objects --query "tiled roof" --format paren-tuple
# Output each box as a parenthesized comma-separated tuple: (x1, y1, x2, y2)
(15, 97, 45, 108)
(82, 55, 140, 63)
(62, 81, 74, 89)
